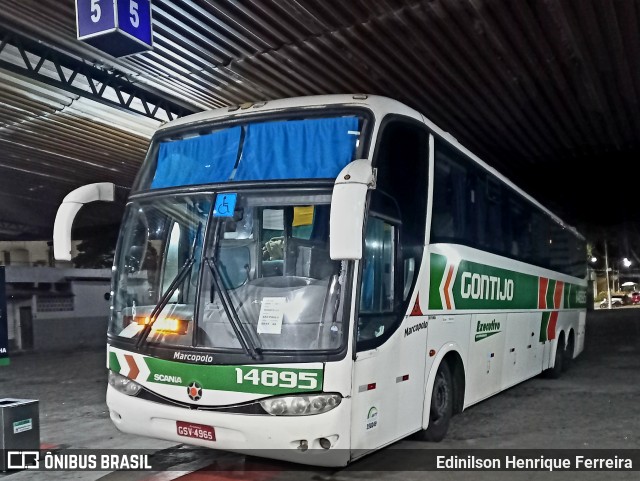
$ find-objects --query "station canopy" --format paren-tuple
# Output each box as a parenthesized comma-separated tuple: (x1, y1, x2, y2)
(0, 0, 639, 240)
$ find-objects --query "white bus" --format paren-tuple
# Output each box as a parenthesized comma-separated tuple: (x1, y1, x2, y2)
(54, 95, 587, 466)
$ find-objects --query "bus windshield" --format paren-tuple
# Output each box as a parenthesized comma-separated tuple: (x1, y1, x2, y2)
(109, 191, 348, 357)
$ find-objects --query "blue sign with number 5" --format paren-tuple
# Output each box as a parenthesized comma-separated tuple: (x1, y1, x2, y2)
(77, 0, 116, 37)
(117, 0, 152, 45)
(76, 0, 152, 57)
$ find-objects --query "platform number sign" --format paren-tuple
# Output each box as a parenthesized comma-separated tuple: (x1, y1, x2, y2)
(0, 267, 8, 367)
(76, 0, 153, 57)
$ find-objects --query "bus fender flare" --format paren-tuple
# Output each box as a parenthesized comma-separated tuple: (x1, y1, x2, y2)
(543, 330, 566, 379)
(552, 330, 566, 367)
(421, 343, 466, 430)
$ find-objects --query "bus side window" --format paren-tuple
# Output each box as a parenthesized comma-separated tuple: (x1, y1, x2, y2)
(432, 144, 471, 242)
(485, 177, 503, 252)
(432, 162, 455, 238)
(358, 216, 396, 344)
(403, 257, 416, 301)
(359, 118, 429, 351)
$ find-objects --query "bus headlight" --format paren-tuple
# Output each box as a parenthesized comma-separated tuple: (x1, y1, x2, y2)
(108, 370, 142, 396)
(260, 394, 341, 416)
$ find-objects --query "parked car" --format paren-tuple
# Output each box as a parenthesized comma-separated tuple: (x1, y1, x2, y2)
(600, 297, 624, 308)
(631, 292, 640, 305)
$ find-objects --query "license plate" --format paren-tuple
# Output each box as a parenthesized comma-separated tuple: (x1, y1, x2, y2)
(176, 421, 215, 441)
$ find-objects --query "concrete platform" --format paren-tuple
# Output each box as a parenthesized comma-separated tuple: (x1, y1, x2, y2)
(1, 308, 639, 480)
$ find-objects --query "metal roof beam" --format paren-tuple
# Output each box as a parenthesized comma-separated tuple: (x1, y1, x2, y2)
(0, 25, 197, 122)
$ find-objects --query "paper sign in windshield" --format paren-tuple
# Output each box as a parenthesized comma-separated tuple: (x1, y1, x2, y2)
(257, 297, 286, 334)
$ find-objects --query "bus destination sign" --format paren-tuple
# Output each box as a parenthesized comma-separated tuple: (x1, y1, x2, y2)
(76, 0, 153, 57)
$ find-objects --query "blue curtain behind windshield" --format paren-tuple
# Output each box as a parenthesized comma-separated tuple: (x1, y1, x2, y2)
(233, 117, 359, 181)
(149, 118, 359, 189)
(151, 127, 242, 189)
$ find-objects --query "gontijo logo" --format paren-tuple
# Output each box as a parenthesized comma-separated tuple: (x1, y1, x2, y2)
(429, 253, 586, 311)
(428, 254, 541, 310)
(461, 272, 514, 301)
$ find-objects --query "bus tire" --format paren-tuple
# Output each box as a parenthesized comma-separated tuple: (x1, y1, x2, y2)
(420, 362, 453, 442)
(562, 332, 574, 372)
(544, 338, 564, 379)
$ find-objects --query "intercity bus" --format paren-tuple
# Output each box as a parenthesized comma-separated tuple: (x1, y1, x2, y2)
(54, 95, 587, 466)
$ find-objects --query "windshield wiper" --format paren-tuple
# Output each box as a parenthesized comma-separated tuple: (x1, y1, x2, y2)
(136, 222, 202, 348)
(205, 256, 261, 359)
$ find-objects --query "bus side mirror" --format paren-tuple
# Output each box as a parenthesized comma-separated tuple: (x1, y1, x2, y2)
(330, 159, 376, 260)
(53, 183, 115, 261)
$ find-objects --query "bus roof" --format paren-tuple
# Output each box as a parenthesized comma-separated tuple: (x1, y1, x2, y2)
(156, 94, 583, 241)
(156, 94, 420, 131)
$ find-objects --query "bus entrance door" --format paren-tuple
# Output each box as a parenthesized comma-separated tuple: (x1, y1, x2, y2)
(349, 320, 428, 456)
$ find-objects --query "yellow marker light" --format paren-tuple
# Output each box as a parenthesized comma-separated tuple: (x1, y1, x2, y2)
(136, 316, 187, 334)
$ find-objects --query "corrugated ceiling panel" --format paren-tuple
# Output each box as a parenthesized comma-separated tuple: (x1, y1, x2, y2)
(0, 0, 639, 235)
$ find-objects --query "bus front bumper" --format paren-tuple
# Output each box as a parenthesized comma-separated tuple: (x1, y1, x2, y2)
(107, 385, 351, 466)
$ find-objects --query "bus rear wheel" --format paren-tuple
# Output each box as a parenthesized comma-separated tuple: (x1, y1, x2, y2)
(544, 338, 564, 379)
(562, 333, 574, 372)
(419, 362, 453, 442)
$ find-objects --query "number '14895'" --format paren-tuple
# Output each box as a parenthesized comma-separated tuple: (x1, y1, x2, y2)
(235, 368, 318, 389)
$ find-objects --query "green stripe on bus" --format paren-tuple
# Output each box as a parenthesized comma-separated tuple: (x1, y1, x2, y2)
(428, 253, 447, 310)
(430, 254, 587, 311)
(143, 357, 323, 395)
(109, 351, 121, 373)
(540, 312, 550, 342)
(0, 358, 9, 366)
(564, 284, 587, 309)
(546, 279, 556, 309)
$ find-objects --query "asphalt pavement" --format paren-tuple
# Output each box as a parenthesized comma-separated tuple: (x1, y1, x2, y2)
(1, 308, 639, 480)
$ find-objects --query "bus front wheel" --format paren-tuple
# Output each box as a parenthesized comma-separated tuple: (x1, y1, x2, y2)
(420, 362, 453, 442)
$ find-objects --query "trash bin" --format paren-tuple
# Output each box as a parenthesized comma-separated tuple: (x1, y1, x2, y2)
(0, 399, 40, 472)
